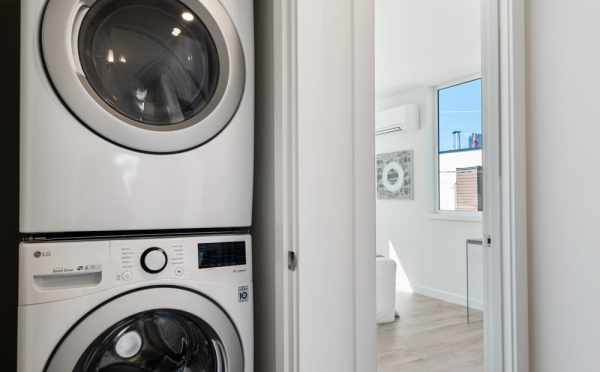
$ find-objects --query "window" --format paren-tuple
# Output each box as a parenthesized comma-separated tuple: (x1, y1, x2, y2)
(436, 78, 483, 213)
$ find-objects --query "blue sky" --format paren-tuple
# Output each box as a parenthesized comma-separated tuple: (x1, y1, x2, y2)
(438, 79, 482, 152)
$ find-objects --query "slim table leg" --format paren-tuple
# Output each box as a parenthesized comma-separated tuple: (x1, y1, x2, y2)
(466, 240, 470, 324)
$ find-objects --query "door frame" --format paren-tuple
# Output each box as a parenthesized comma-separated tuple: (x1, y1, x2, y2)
(273, 0, 528, 371)
(482, 0, 529, 371)
(270, 1, 376, 371)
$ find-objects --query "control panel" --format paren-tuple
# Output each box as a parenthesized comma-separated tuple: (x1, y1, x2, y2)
(115, 241, 187, 282)
(198, 241, 246, 268)
(112, 237, 249, 284)
(19, 235, 251, 306)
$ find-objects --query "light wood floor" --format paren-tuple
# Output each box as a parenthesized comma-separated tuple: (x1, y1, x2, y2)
(377, 293, 483, 372)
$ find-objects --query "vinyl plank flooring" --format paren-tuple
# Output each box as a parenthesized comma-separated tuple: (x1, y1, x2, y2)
(377, 293, 483, 372)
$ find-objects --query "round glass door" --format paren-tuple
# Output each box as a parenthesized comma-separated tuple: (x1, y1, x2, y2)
(42, 0, 246, 153)
(44, 287, 244, 372)
(75, 309, 223, 371)
(78, 0, 220, 126)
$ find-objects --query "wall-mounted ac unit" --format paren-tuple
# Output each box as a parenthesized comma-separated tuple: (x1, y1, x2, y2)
(375, 104, 420, 135)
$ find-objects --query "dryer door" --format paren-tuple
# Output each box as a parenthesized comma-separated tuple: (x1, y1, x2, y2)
(44, 287, 244, 372)
(42, 0, 245, 153)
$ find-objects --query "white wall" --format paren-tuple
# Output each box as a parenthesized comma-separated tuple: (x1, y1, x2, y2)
(527, 1, 600, 371)
(376, 88, 484, 308)
(375, 0, 481, 98)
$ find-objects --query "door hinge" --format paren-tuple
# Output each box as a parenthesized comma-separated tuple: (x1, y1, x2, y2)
(288, 251, 297, 271)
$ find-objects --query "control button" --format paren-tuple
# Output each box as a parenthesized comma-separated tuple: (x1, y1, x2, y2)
(121, 271, 132, 281)
(140, 247, 168, 274)
(174, 267, 184, 277)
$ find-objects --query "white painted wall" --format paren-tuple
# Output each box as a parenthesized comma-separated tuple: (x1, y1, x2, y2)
(375, 0, 481, 98)
(376, 88, 484, 308)
(527, 1, 600, 371)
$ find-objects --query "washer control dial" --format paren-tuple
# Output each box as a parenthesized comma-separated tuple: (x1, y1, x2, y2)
(140, 247, 168, 274)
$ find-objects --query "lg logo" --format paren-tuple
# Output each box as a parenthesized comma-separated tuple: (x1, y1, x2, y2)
(33, 251, 51, 258)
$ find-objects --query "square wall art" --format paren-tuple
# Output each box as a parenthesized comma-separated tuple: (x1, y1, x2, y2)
(377, 150, 414, 200)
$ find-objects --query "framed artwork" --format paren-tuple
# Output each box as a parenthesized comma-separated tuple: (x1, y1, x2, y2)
(377, 150, 414, 200)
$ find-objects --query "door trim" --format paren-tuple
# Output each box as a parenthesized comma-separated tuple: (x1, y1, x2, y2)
(275, 0, 376, 371)
(276, 0, 298, 371)
(351, 0, 377, 371)
(496, 0, 529, 371)
(482, 0, 529, 371)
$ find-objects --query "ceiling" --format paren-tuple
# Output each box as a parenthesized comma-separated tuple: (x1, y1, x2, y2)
(375, 0, 481, 99)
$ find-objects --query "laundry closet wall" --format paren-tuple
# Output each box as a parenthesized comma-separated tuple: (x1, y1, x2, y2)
(1, 0, 20, 369)
(527, 0, 600, 370)
(253, 0, 282, 371)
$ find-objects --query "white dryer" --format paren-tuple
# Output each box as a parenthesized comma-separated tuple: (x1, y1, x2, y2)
(18, 234, 253, 372)
(20, 0, 254, 233)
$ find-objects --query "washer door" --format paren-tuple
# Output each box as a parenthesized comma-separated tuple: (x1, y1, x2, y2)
(42, 0, 245, 153)
(45, 287, 244, 371)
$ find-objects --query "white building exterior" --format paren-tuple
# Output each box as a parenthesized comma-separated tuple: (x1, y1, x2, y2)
(438, 149, 482, 211)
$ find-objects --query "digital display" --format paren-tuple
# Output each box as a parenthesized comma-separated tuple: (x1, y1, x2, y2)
(198, 241, 246, 269)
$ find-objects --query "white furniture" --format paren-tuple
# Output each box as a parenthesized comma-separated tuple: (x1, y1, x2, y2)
(18, 234, 253, 372)
(376, 256, 397, 324)
(20, 0, 254, 233)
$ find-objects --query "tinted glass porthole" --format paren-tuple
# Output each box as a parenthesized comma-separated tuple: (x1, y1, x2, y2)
(78, 0, 220, 126)
(74, 309, 223, 372)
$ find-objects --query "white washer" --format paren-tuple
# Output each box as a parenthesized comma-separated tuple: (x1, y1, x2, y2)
(18, 234, 253, 372)
(20, 0, 254, 233)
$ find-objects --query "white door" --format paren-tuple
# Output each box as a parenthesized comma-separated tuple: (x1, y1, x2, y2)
(253, 0, 375, 371)
(286, 1, 376, 372)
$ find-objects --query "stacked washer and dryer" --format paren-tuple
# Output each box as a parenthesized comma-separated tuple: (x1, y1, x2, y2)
(18, 0, 254, 370)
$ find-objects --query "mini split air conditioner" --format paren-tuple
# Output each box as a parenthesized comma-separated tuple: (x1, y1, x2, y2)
(375, 104, 420, 135)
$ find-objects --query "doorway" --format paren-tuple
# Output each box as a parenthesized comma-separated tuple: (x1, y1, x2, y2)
(375, 1, 487, 371)
(252, 0, 527, 370)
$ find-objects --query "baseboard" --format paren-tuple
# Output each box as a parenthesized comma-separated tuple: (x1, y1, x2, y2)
(412, 285, 484, 311)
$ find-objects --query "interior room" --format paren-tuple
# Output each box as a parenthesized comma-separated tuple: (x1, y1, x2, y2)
(375, 1, 485, 371)
(4, 0, 600, 371)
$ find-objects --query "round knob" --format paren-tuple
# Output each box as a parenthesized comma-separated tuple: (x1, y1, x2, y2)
(140, 247, 168, 274)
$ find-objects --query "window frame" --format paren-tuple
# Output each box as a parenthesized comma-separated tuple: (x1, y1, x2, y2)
(432, 75, 483, 221)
